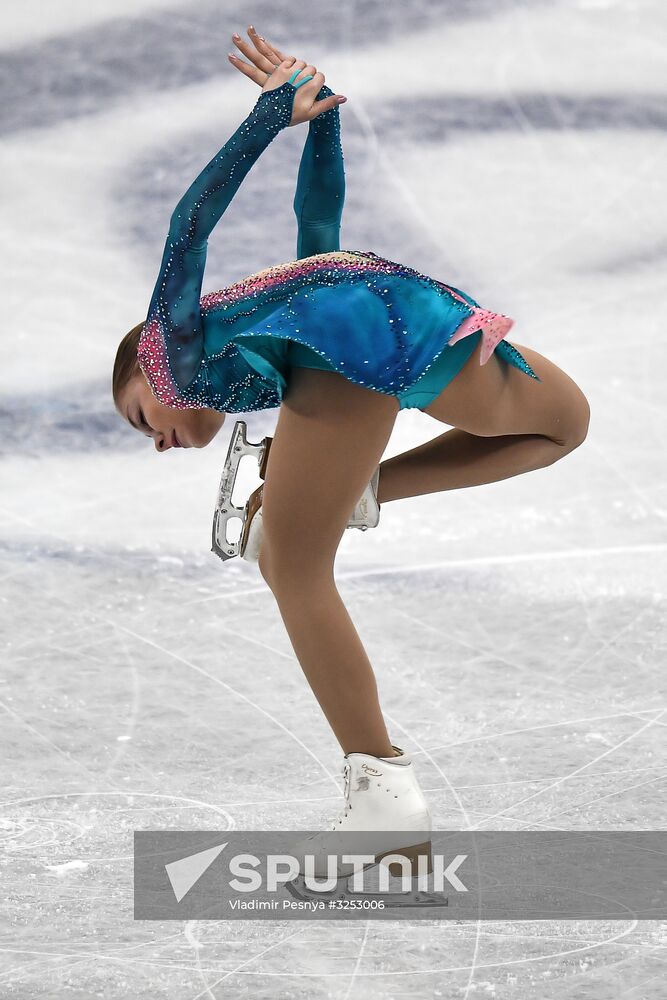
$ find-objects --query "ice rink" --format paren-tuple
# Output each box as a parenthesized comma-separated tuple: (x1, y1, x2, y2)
(1, 0, 666, 996)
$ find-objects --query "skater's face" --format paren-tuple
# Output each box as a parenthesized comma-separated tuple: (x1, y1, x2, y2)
(117, 372, 226, 451)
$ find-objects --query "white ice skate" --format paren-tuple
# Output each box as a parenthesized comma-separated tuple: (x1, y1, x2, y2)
(284, 746, 445, 905)
(211, 420, 381, 563)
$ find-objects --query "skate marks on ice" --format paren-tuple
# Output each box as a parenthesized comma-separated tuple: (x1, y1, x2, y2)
(2, 538, 666, 994)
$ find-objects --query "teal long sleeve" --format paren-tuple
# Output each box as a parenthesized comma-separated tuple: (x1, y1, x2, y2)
(293, 84, 346, 259)
(144, 82, 297, 390)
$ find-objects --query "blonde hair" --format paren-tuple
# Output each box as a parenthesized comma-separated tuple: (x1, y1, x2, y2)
(112, 321, 144, 407)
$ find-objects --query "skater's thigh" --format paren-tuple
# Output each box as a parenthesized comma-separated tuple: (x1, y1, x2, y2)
(260, 368, 399, 572)
(422, 339, 590, 444)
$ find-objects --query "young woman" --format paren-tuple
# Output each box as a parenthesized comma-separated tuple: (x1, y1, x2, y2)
(113, 27, 590, 873)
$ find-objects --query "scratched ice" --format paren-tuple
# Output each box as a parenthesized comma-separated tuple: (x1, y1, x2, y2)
(1, 0, 666, 997)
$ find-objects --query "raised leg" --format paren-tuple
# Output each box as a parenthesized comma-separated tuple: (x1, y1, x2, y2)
(258, 367, 400, 758)
(378, 339, 591, 503)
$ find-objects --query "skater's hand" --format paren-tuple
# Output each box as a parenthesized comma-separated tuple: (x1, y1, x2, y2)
(263, 60, 341, 126)
(228, 25, 347, 125)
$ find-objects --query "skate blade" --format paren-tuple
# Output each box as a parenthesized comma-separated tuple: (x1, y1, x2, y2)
(211, 421, 269, 562)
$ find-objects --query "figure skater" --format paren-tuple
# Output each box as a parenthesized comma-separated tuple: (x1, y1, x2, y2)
(112, 27, 590, 874)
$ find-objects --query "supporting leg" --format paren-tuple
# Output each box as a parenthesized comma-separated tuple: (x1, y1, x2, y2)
(266, 571, 396, 758)
(259, 367, 400, 758)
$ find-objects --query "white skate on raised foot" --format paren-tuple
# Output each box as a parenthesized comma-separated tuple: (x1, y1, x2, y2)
(285, 746, 447, 908)
(211, 420, 381, 563)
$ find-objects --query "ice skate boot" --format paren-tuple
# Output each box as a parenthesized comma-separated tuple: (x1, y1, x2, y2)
(211, 421, 381, 563)
(285, 745, 439, 904)
(346, 466, 381, 531)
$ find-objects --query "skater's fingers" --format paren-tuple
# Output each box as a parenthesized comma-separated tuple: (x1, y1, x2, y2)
(293, 72, 347, 121)
(310, 92, 348, 118)
(289, 63, 319, 89)
(227, 50, 266, 86)
(230, 28, 277, 78)
(247, 25, 288, 65)
(261, 57, 302, 94)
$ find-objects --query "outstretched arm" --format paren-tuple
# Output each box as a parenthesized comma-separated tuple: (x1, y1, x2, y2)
(293, 83, 346, 259)
(139, 80, 297, 395)
(225, 28, 347, 261)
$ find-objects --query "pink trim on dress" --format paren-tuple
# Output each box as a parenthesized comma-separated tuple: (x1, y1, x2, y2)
(201, 255, 373, 312)
(137, 316, 202, 410)
(448, 308, 514, 365)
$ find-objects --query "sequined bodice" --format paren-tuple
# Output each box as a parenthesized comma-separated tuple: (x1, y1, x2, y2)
(137, 78, 539, 415)
(227, 251, 369, 291)
(200, 251, 375, 311)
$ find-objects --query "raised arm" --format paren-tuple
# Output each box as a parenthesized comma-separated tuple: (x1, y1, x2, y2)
(293, 83, 346, 259)
(139, 80, 296, 395)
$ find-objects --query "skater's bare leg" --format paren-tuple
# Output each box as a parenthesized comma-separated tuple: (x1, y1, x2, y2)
(377, 341, 590, 502)
(258, 367, 399, 759)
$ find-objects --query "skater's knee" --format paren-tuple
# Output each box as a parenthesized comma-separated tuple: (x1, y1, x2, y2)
(268, 562, 335, 594)
(260, 541, 335, 594)
(570, 395, 591, 448)
(257, 546, 274, 588)
(551, 393, 591, 452)
(260, 511, 340, 589)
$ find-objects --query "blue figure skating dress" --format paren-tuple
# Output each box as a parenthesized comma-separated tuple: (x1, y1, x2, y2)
(138, 80, 540, 414)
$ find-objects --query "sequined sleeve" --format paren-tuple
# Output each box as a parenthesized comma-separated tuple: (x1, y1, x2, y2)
(138, 81, 297, 396)
(293, 84, 345, 259)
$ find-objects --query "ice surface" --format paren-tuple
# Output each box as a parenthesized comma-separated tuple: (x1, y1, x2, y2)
(1, 0, 666, 997)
